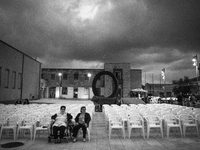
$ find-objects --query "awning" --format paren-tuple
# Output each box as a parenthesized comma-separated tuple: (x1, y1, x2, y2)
(131, 88, 148, 93)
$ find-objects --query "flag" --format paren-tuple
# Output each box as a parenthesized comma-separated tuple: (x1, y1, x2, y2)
(161, 68, 165, 80)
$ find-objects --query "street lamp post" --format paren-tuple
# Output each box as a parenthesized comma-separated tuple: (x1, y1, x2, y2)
(192, 55, 199, 92)
(87, 73, 92, 99)
(58, 73, 62, 98)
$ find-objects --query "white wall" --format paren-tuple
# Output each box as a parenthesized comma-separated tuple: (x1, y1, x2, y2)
(60, 87, 74, 99)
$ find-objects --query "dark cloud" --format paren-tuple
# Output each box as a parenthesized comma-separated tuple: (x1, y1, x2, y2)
(0, 0, 200, 84)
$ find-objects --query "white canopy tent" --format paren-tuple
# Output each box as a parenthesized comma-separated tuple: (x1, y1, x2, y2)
(130, 88, 148, 99)
(131, 88, 148, 93)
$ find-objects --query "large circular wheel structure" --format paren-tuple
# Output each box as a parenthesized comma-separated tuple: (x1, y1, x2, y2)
(92, 71, 118, 98)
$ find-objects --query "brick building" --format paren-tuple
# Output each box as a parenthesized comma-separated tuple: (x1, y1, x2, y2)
(41, 63, 142, 99)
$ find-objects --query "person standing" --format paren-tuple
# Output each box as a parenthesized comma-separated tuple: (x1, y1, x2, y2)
(177, 92, 183, 105)
(72, 106, 91, 142)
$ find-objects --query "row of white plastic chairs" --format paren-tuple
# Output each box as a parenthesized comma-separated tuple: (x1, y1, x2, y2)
(0, 103, 95, 141)
(103, 104, 200, 139)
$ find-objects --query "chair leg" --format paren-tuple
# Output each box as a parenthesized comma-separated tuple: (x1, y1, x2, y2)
(160, 126, 163, 138)
(34, 129, 37, 140)
(87, 128, 90, 141)
(0, 128, 3, 139)
(17, 128, 20, 139)
(30, 128, 33, 140)
(147, 127, 149, 138)
(109, 128, 111, 140)
(128, 128, 131, 139)
(183, 126, 186, 137)
(179, 126, 183, 137)
(196, 126, 199, 137)
(167, 126, 170, 138)
(13, 128, 16, 140)
(122, 128, 125, 139)
(142, 127, 145, 139)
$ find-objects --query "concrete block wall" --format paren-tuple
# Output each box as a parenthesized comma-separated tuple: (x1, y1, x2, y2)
(104, 63, 131, 98)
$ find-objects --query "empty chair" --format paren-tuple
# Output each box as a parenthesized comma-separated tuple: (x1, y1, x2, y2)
(128, 115, 145, 139)
(145, 115, 163, 138)
(0, 115, 20, 140)
(179, 114, 199, 137)
(17, 117, 36, 140)
(108, 116, 125, 139)
(33, 117, 51, 140)
(163, 114, 182, 138)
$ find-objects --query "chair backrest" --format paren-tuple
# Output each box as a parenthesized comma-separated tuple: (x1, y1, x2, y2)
(163, 114, 178, 124)
(145, 115, 160, 124)
(39, 117, 51, 127)
(23, 117, 36, 126)
(7, 115, 21, 126)
(179, 114, 194, 123)
(129, 115, 143, 125)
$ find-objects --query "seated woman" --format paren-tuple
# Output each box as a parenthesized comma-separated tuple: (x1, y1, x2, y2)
(72, 106, 91, 142)
(15, 99, 22, 105)
(51, 106, 73, 143)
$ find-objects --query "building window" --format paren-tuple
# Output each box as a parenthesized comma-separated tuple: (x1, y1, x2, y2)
(84, 74, 89, 80)
(51, 74, 55, 80)
(4, 69, 9, 88)
(62, 87, 68, 94)
(41, 73, 44, 79)
(12, 71, 16, 89)
(74, 73, 79, 80)
(63, 73, 68, 80)
(18, 73, 22, 89)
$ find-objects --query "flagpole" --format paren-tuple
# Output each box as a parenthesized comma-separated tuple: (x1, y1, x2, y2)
(160, 73, 161, 92)
(164, 74, 166, 98)
(161, 68, 166, 98)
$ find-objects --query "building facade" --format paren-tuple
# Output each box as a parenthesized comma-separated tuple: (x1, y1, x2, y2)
(41, 63, 142, 99)
(144, 83, 174, 97)
(0, 40, 41, 101)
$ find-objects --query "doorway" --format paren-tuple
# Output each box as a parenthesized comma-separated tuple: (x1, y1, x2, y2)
(73, 87, 78, 98)
(49, 87, 56, 98)
(113, 69, 123, 97)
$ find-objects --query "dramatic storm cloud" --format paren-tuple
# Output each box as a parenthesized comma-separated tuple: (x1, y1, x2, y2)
(1, 0, 200, 84)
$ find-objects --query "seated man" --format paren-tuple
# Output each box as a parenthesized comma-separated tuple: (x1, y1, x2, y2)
(23, 98, 30, 105)
(72, 106, 91, 142)
(51, 106, 73, 143)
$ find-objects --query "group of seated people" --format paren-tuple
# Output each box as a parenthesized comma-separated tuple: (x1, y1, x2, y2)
(15, 98, 30, 105)
(51, 105, 91, 144)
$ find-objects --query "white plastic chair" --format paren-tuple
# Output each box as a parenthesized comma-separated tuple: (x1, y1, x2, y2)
(0, 115, 20, 140)
(163, 114, 182, 137)
(108, 116, 125, 139)
(17, 117, 36, 140)
(33, 117, 51, 140)
(145, 115, 163, 138)
(179, 114, 199, 137)
(128, 115, 145, 139)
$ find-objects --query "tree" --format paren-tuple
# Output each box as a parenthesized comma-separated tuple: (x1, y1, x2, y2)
(172, 76, 191, 96)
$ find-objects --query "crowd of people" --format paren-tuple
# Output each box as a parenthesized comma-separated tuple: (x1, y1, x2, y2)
(50, 105, 91, 144)
(177, 92, 200, 107)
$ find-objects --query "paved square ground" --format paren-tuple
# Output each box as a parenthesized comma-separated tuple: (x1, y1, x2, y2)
(0, 98, 200, 150)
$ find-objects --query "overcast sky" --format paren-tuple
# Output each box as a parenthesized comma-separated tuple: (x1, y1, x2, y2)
(1, 0, 200, 85)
